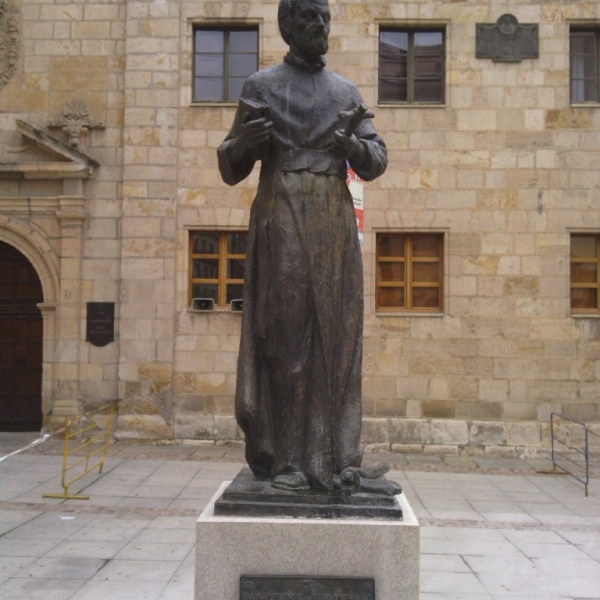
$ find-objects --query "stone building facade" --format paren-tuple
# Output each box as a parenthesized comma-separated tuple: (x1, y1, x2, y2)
(1, 0, 599, 455)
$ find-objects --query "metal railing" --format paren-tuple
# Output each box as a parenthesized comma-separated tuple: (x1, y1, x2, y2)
(43, 404, 115, 500)
(550, 412, 596, 497)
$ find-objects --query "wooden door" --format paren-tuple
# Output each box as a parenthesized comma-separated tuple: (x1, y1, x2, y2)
(0, 241, 43, 431)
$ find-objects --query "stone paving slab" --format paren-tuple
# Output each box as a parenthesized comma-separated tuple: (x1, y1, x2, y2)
(0, 433, 599, 600)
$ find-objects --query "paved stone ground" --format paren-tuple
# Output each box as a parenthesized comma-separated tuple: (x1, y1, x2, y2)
(1, 432, 599, 600)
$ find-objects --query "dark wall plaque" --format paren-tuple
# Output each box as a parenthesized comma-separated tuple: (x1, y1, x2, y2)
(476, 14, 539, 62)
(86, 302, 115, 347)
(240, 576, 375, 600)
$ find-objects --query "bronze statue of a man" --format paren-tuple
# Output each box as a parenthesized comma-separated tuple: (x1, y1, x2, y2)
(218, 0, 387, 492)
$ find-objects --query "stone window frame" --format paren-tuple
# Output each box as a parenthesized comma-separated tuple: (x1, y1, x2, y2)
(569, 24, 600, 105)
(376, 22, 447, 107)
(188, 230, 248, 309)
(374, 231, 445, 314)
(570, 232, 600, 315)
(191, 23, 259, 104)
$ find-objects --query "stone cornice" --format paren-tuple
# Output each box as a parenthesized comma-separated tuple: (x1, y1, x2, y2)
(37, 303, 58, 312)
(0, 196, 86, 221)
(0, 120, 100, 180)
(0, 197, 62, 215)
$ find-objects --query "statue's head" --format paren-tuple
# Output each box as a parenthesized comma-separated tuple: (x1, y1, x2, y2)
(278, 0, 331, 61)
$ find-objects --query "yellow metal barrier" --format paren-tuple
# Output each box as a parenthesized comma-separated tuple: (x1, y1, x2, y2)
(43, 404, 115, 500)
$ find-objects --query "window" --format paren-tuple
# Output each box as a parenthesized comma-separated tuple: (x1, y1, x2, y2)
(376, 233, 443, 312)
(570, 29, 600, 103)
(379, 28, 445, 104)
(570, 234, 600, 313)
(193, 27, 258, 102)
(189, 231, 247, 307)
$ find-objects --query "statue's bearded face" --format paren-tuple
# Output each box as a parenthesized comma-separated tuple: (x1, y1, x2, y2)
(289, 0, 331, 60)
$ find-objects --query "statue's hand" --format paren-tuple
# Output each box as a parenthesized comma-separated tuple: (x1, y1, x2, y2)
(333, 130, 363, 161)
(230, 117, 273, 162)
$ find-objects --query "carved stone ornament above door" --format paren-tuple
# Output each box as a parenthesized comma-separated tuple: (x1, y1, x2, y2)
(47, 99, 106, 147)
(0, 0, 21, 91)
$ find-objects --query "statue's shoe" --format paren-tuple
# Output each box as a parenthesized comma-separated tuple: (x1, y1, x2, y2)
(271, 471, 309, 492)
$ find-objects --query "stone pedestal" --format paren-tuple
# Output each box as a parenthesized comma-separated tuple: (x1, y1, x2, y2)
(196, 481, 420, 600)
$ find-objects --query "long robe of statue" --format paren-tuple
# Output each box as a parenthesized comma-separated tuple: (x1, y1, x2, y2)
(218, 52, 387, 491)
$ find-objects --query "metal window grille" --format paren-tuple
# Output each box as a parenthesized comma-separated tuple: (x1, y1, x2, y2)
(189, 231, 247, 307)
(570, 234, 600, 313)
(570, 30, 600, 104)
(379, 29, 445, 104)
(376, 233, 443, 312)
(193, 27, 258, 102)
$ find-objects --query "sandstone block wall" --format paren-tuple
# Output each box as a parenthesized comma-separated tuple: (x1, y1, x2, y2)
(0, 0, 599, 455)
(0, 0, 125, 420)
(172, 0, 600, 455)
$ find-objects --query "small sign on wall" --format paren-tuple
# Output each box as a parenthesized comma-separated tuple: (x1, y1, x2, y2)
(476, 14, 539, 62)
(86, 302, 115, 347)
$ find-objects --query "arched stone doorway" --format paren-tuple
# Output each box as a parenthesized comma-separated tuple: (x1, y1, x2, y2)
(0, 241, 44, 431)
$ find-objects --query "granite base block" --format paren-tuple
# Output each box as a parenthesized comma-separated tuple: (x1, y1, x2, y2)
(196, 481, 420, 600)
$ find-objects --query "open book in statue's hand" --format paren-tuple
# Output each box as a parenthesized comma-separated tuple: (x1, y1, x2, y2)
(239, 97, 271, 161)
